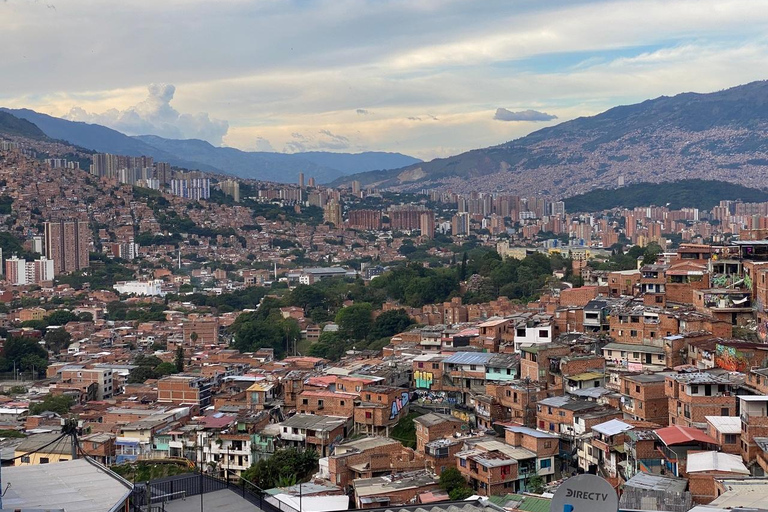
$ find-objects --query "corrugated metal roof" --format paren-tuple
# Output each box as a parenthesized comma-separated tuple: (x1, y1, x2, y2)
(442, 352, 495, 365)
(687, 451, 749, 475)
(592, 418, 633, 436)
(655, 425, 718, 446)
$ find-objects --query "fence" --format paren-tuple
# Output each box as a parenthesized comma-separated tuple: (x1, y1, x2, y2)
(128, 471, 300, 512)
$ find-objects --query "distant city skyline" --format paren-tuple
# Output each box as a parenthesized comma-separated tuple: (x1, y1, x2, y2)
(2, 0, 768, 159)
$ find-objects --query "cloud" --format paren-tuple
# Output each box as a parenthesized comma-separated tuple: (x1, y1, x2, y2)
(252, 136, 274, 152)
(493, 108, 558, 122)
(356, 109, 371, 115)
(64, 83, 229, 145)
(284, 130, 352, 152)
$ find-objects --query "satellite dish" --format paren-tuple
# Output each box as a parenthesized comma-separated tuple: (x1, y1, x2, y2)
(550, 474, 618, 512)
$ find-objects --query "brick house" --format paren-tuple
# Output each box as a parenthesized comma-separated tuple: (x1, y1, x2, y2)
(414, 413, 465, 453)
(686, 451, 749, 504)
(739, 395, 768, 464)
(665, 372, 737, 429)
(327, 436, 423, 491)
(352, 470, 439, 509)
(705, 416, 741, 455)
(297, 390, 357, 417)
(519, 343, 571, 391)
(354, 385, 410, 436)
(619, 373, 671, 425)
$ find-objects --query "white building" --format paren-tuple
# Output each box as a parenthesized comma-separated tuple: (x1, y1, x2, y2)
(113, 280, 165, 296)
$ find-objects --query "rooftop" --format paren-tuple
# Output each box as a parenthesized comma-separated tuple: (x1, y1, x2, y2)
(655, 425, 718, 446)
(592, 418, 634, 437)
(280, 414, 349, 431)
(687, 451, 749, 475)
(442, 352, 496, 365)
(705, 416, 742, 434)
(623, 472, 688, 494)
(2, 458, 133, 512)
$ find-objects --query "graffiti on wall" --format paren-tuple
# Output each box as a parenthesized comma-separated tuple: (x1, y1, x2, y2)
(415, 390, 457, 405)
(390, 391, 410, 419)
(715, 343, 750, 372)
(414, 371, 434, 389)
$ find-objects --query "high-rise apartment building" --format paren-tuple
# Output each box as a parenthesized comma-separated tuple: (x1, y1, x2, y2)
(5, 256, 54, 285)
(170, 178, 211, 200)
(298, 172, 305, 189)
(323, 199, 343, 227)
(220, 179, 241, 202)
(44, 220, 89, 275)
(420, 212, 436, 238)
(348, 209, 382, 230)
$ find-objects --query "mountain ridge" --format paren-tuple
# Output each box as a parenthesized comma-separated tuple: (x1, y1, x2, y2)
(332, 80, 768, 197)
(0, 108, 421, 183)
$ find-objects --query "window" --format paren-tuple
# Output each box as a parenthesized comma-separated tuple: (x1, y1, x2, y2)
(691, 385, 699, 394)
(418, 362, 424, 368)
(40, 457, 49, 464)
(340, 400, 345, 406)
(540, 459, 552, 469)
(517, 328, 526, 337)
(725, 434, 737, 444)
(432, 363, 439, 369)
(302, 399, 308, 405)
(635, 385, 640, 393)
(366, 394, 371, 400)
(549, 422, 555, 431)
(365, 411, 372, 419)
(722, 408, 730, 416)
(539, 330, 549, 338)
(21, 456, 29, 463)
(506, 369, 511, 375)
(607, 350, 613, 356)
(460, 458, 467, 467)
(544, 441, 551, 449)
(470, 365, 477, 371)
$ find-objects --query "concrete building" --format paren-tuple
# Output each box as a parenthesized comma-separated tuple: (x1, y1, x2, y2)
(44, 220, 89, 275)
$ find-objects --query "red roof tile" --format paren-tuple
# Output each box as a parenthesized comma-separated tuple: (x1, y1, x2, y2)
(655, 425, 718, 446)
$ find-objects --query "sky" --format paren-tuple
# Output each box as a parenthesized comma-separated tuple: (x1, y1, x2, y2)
(2, 0, 768, 160)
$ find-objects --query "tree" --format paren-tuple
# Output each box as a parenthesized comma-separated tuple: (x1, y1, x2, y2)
(190, 331, 198, 344)
(526, 473, 545, 494)
(369, 309, 414, 340)
(2, 336, 48, 372)
(175, 346, 185, 373)
(155, 362, 177, 377)
(45, 310, 78, 326)
(29, 394, 74, 415)
(241, 448, 318, 489)
(44, 328, 72, 353)
(77, 311, 94, 322)
(459, 252, 468, 281)
(439, 467, 473, 500)
(335, 303, 373, 341)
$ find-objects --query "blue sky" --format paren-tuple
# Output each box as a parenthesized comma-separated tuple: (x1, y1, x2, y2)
(1, 0, 768, 160)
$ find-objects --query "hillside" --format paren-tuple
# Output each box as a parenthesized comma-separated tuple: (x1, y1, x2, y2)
(333, 80, 768, 197)
(0, 111, 48, 140)
(0, 108, 420, 183)
(565, 180, 768, 213)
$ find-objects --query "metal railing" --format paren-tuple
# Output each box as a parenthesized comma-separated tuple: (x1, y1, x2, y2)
(128, 470, 301, 512)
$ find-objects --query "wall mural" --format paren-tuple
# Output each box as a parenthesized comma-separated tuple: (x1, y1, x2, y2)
(414, 370, 434, 389)
(715, 343, 750, 372)
(415, 390, 457, 405)
(390, 391, 410, 419)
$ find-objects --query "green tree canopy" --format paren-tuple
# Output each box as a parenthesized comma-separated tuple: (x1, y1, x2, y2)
(242, 448, 318, 489)
(335, 303, 373, 340)
(29, 394, 74, 415)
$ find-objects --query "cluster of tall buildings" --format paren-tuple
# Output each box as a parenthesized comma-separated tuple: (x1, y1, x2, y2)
(2, 220, 90, 286)
(5, 255, 54, 286)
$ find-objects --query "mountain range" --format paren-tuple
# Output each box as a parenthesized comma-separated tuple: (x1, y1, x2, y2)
(0, 108, 421, 183)
(333, 80, 768, 198)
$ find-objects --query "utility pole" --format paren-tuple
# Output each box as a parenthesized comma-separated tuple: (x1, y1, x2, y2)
(61, 417, 83, 460)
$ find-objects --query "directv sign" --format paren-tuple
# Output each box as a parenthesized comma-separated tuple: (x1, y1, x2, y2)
(550, 474, 618, 512)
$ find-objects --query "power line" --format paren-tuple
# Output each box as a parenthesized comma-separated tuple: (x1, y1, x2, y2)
(4, 433, 69, 463)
